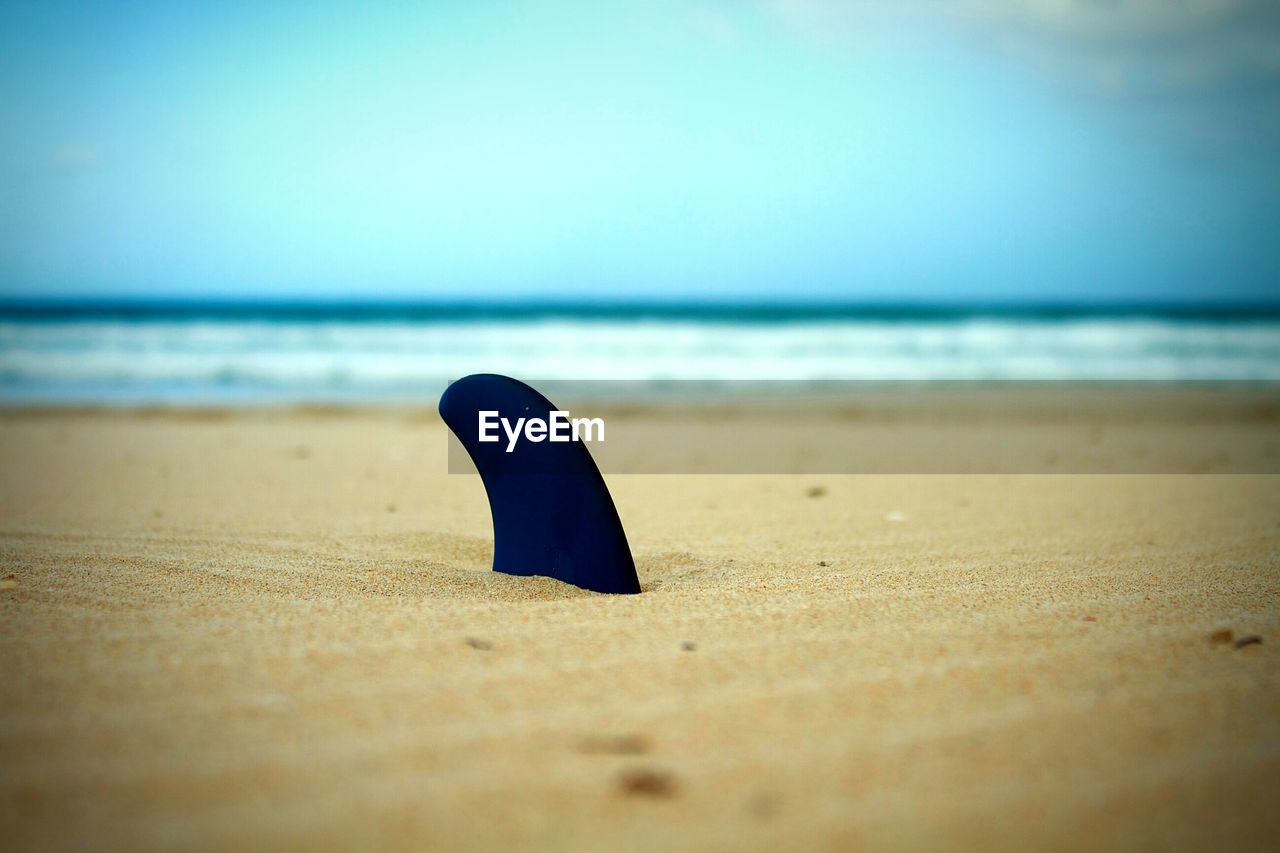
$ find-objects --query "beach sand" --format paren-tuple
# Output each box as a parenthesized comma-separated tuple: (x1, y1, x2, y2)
(1, 404, 1278, 850)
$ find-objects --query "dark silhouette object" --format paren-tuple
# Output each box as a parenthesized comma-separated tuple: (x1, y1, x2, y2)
(439, 374, 640, 594)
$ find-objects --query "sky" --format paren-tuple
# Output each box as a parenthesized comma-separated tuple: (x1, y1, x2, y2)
(1, 0, 1278, 303)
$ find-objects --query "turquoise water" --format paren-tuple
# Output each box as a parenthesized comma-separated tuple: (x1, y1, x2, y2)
(2, 302, 1278, 403)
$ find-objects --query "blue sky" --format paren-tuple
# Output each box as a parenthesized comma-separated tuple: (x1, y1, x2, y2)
(1, 0, 1278, 303)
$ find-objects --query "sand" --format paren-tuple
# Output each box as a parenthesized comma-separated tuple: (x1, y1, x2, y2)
(1, 406, 1278, 850)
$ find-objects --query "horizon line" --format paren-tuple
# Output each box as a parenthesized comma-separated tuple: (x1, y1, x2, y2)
(2, 295, 1280, 321)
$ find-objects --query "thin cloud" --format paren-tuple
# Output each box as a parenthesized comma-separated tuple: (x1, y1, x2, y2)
(768, 0, 1280, 96)
(687, 5, 740, 44)
(766, 0, 1280, 154)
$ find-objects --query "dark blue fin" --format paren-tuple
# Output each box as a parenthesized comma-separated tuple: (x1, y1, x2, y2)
(438, 374, 641, 595)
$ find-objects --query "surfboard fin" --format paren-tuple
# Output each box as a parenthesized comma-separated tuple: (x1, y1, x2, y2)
(438, 374, 641, 595)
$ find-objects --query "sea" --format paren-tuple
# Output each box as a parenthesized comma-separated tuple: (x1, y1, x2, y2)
(1, 301, 1278, 405)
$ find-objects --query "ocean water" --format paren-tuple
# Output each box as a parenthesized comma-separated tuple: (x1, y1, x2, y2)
(1, 303, 1278, 404)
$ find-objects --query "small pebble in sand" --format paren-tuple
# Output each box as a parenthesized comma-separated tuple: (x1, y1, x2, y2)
(464, 637, 493, 651)
(885, 511, 906, 523)
(1209, 629, 1234, 645)
(680, 640, 697, 651)
(579, 734, 651, 755)
(618, 767, 677, 798)
(1082, 615, 1097, 622)
(1234, 635, 1263, 649)
(806, 486, 827, 498)
(747, 791, 782, 819)
(818, 560, 829, 567)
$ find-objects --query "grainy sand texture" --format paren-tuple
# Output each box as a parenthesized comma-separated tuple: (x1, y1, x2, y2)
(1, 406, 1278, 851)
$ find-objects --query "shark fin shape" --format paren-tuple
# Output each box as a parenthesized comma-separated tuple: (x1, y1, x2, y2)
(438, 374, 641, 595)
